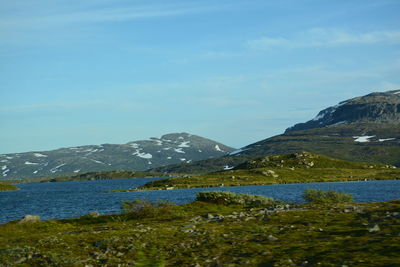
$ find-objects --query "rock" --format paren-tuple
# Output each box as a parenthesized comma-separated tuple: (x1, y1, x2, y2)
(18, 215, 41, 224)
(267, 235, 278, 241)
(181, 224, 196, 228)
(181, 229, 195, 233)
(368, 224, 380, 232)
(205, 214, 214, 219)
(89, 211, 100, 218)
(261, 170, 279, 178)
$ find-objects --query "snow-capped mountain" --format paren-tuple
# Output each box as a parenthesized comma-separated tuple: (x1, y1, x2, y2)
(285, 90, 400, 133)
(0, 133, 235, 180)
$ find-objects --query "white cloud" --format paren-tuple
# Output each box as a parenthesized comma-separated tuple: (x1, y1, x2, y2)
(0, 3, 215, 30)
(248, 28, 400, 49)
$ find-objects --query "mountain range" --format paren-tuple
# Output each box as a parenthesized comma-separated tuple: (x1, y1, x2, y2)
(0, 133, 235, 180)
(2, 89, 399, 180)
(152, 90, 400, 174)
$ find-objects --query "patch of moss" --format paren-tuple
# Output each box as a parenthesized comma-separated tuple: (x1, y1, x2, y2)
(1, 197, 399, 266)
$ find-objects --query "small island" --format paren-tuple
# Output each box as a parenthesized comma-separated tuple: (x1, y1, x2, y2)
(0, 183, 19, 191)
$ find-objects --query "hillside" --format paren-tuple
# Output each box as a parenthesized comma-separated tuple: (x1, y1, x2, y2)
(150, 90, 400, 174)
(286, 90, 400, 133)
(0, 133, 235, 180)
(139, 152, 399, 190)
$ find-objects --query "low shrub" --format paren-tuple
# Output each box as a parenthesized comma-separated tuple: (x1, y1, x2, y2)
(196, 191, 275, 207)
(303, 188, 353, 203)
(121, 200, 184, 219)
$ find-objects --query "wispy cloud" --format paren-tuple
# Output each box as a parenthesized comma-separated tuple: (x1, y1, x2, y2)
(0, 100, 106, 113)
(0, 2, 215, 30)
(248, 28, 400, 49)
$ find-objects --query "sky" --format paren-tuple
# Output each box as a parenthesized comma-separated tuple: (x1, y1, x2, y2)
(1, 0, 400, 154)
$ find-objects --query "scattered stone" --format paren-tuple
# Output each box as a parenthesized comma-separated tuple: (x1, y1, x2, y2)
(368, 224, 380, 232)
(267, 235, 278, 241)
(205, 214, 214, 219)
(18, 215, 41, 224)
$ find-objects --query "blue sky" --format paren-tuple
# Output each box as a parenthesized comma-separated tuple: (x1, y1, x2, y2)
(1, 0, 399, 153)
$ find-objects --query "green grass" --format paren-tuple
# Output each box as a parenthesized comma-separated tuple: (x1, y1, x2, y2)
(195, 191, 276, 207)
(132, 153, 400, 191)
(303, 189, 353, 203)
(1, 196, 399, 266)
(0, 183, 18, 191)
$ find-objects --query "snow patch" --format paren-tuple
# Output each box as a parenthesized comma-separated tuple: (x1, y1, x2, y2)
(34, 153, 48, 158)
(0, 160, 8, 163)
(353, 136, 376, 143)
(33, 170, 38, 174)
(198, 150, 202, 153)
(167, 157, 172, 159)
(1, 165, 6, 171)
(2, 169, 10, 176)
(174, 148, 185, 154)
(229, 148, 249, 155)
(180, 158, 186, 161)
(163, 147, 172, 150)
(224, 165, 234, 170)
(5, 156, 13, 159)
(215, 145, 224, 152)
(178, 136, 184, 140)
(50, 163, 66, 173)
(378, 138, 396, 142)
(25, 161, 39, 165)
(152, 139, 163, 146)
(132, 150, 153, 159)
(148, 161, 152, 164)
(178, 141, 190, 148)
(88, 158, 106, 164)
(74, 169, 81, 173)
(332, 121, 347, 126)
(129, 143, 140, 149)
(312, 111, 328, 121)
(393, 90, 400, 95)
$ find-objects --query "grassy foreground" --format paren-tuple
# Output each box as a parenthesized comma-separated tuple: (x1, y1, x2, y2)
(0, 183, 18, 191)
(126, 152, 400, 191)
(1, 197, 399, 266)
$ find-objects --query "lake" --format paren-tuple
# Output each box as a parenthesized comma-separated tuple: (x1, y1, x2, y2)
(1, 178, 399, 224)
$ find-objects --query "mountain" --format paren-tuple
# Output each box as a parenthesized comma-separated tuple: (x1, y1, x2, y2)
(0, 133, 235, 180)
(286, 90, 400, 132)
(151, 90, 400, 174)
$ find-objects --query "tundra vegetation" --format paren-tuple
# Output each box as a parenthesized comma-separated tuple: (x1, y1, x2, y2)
(0, 190, 399, 266)
(113, 152, 400, 192)
(0, 183, 18, 191)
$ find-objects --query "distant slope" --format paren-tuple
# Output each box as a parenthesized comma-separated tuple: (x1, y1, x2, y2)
(140, 152, 399, 190)
(151, 90, 400, 174)
(0, 133, 235, 180)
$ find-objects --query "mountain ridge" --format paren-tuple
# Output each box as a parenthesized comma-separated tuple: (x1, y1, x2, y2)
(0, 132, 235, 180)
(285, 89, 400, 133)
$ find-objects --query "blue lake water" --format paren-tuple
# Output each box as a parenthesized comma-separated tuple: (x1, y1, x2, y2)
(1, 178, 400, 224)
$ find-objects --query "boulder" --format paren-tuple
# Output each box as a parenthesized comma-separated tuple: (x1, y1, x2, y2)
(18, 215, 41, 224)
